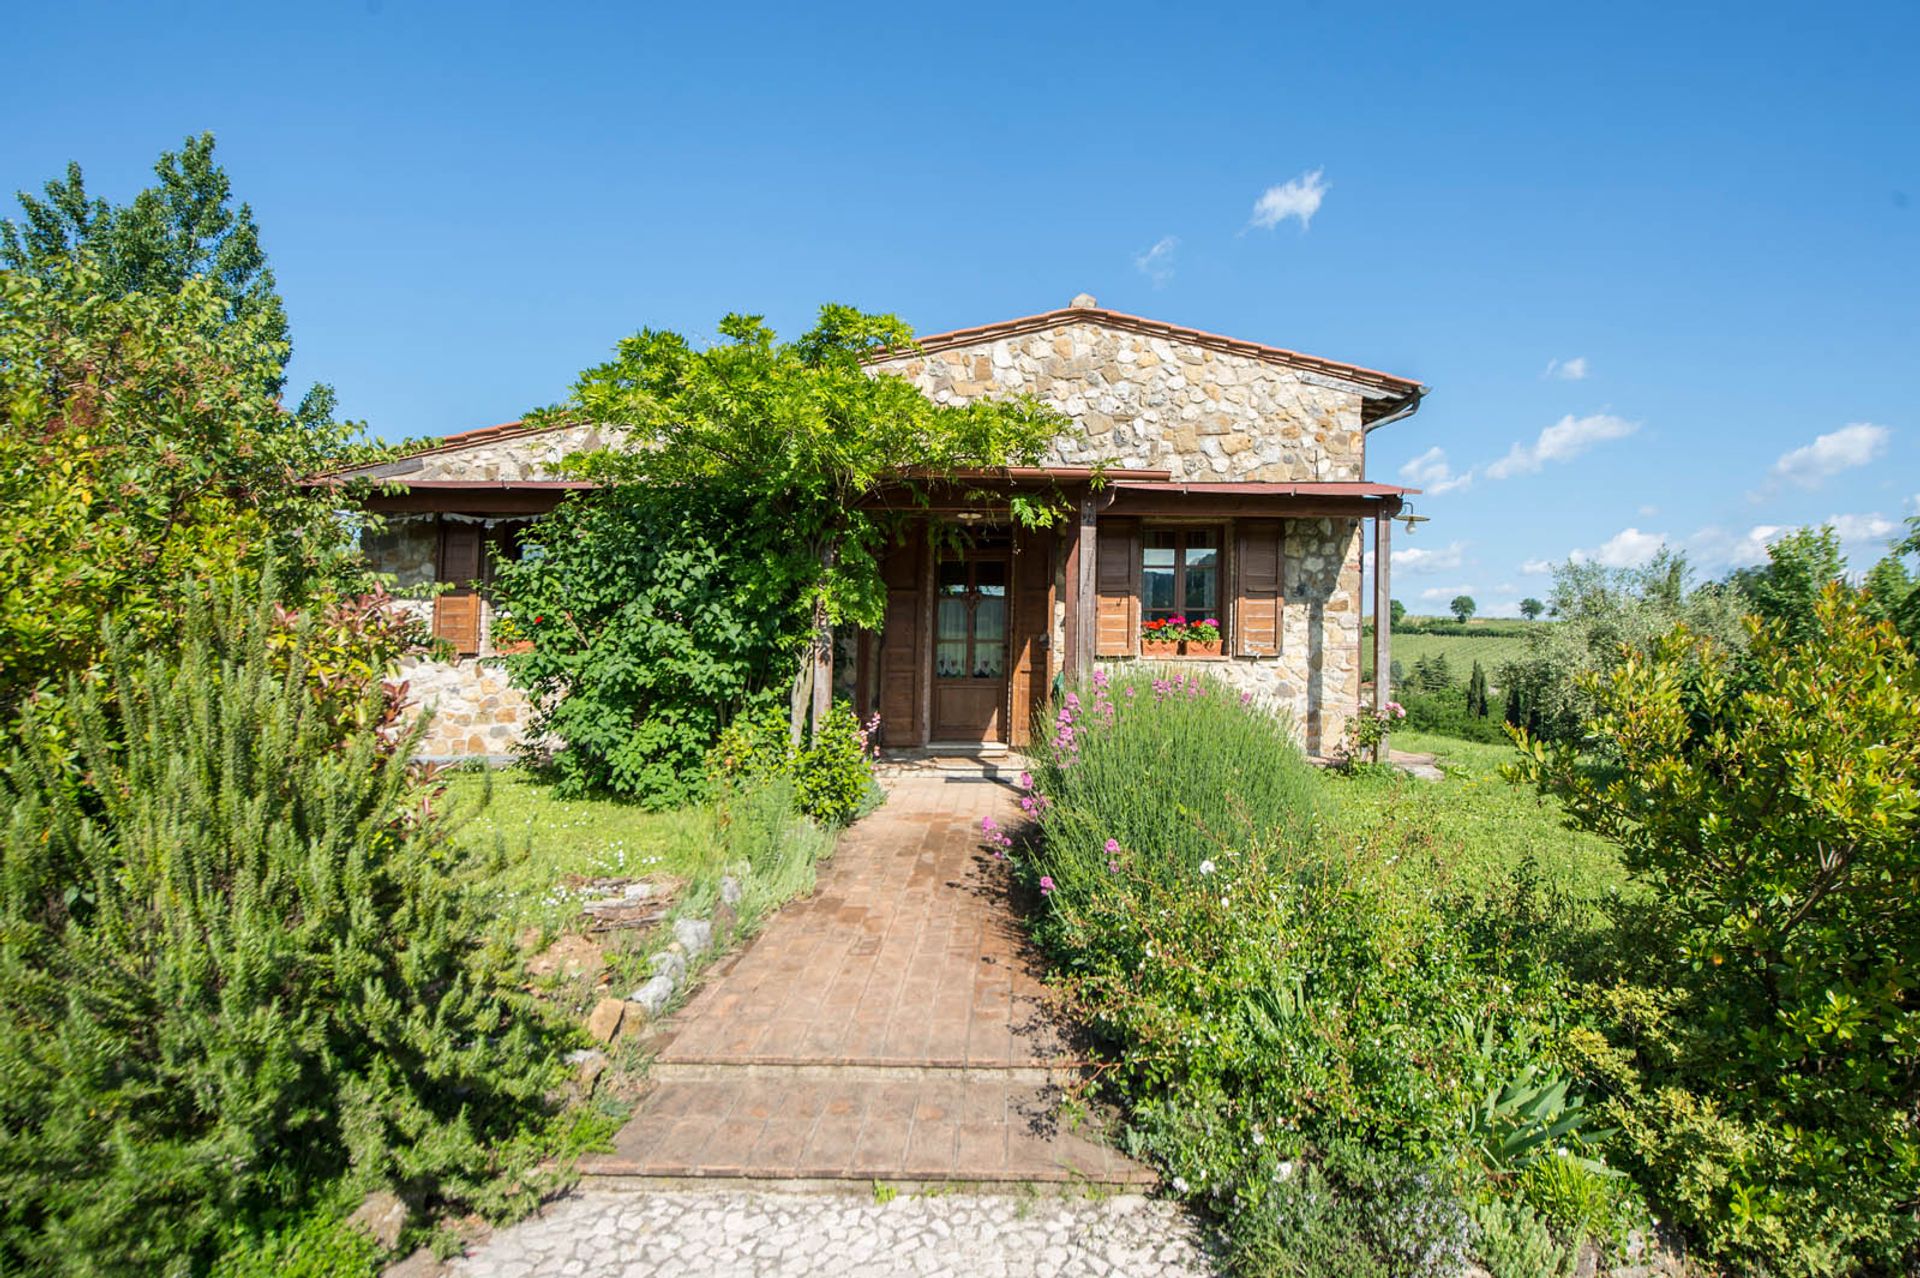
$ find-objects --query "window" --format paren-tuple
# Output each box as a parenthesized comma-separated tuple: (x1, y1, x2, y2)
(1141, 528, 1221, 626)
(934, 558, 1007, 680)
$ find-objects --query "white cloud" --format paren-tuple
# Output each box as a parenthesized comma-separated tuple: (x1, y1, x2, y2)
(1519, 558, 1556, 576)
(1686, 524, 1782, 569)
(1826, 512, 1897, 542)
(1133, 235, 1178, 286)
(1485, 413, 1639, 480)
(1638, 504, 1660, 517)
(1418, 584, 1478, 603)
(1542, 356, 1590, 381)
(1397, 445, 1473, 494)
(1249, 168, 1328, 231)
(1572, 527, 1668, 569)
(1769, 422, 1889, 488)
(1396, 540, 1469, 574)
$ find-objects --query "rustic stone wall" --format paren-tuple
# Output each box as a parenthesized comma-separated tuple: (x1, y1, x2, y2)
(868, 318, 1366, 482)
(362, 514, 440, 591)
(396, 654, 539, 762)
(360, 515, 541, 760)
(1095, 517, 1362, 756)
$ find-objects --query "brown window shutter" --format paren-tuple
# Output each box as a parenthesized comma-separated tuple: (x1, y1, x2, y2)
(438, 522, 484, 587)
(1094, 518, 1140, 657)
(433, 592, 482, 656)
(876, 524, 925, 746)
(1234, 519, 1284, 656)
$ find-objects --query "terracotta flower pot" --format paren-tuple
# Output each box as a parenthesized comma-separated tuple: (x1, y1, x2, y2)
(1141, 639, 1181, 659)
(493, 639, 534, 655)
(1184, 639, 1222, 658)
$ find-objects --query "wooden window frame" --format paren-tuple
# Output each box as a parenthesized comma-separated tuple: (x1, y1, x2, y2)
(1141, 525, 1227, 648)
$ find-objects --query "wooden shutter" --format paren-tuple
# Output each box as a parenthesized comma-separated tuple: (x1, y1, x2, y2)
(1234, 519, 1284, 656)
(1009, 526, 1055, 746)
(437, 522, 484, 586)
(1093, 519, 1140, 657)
(876, 524, 925, 746)
(433, 592, 482, 655)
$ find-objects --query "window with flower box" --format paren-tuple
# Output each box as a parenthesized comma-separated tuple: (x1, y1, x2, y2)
(1094, 518, 1286, 659)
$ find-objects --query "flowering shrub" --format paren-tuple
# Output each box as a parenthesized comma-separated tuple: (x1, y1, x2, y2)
(1340, 700, 1405, 765)
(1185, 617, 1221, 644)
(1007, 669, 1625, 1273)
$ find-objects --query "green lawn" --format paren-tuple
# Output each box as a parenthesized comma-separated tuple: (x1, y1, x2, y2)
(1336, 728, 1633, 906)
(443, 769, 728, 938)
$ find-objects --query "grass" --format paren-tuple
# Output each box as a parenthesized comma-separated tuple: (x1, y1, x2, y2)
(1361, 629, 1532, 683)
(1339, 728, 1634, 905)
(442, 767, 728, 937)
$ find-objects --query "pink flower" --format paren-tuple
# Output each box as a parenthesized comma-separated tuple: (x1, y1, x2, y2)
(1018, 771, 1034, 791)
(981, 816, 996, 833)
(1240, 691, 1254, 706)
(1107, 860, 1119, 874)
(1091, 668, 1109, 689)
(1039, 875, 1056, 896)
(1104, 838, 1120, 854)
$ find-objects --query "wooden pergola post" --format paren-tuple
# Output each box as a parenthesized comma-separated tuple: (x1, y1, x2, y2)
(1372, 505, 1394, 760)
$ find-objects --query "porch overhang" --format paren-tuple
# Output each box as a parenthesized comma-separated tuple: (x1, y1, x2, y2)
(1103, 479, 1414, 519)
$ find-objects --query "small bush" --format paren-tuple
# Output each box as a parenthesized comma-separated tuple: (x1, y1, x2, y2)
(209, 1210, 378, 1278)
(711, 702, 882, 827)
(1471, 1198, 1573, 1278)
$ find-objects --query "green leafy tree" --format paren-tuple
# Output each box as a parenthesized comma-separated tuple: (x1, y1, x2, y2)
(1863, 516, 1919, 644)
(0, 263, 358, 710)
(542, 305, 1070, 751)
(487, 486, 809, 804)
(2, 133, 303, 397)
(1498, 550, 1746, 742)
(1519, 597, 1544, 621)
(1413, 652, 1454, 692)
(1450, 594, 1477, 623)
(1390, 598, 1407, 627)
(1725, 525, 1846, 647)
(1513, 588, 1920, 1272)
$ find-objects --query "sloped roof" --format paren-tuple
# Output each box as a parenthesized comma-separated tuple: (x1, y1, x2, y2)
(891, 301, 1426, 424)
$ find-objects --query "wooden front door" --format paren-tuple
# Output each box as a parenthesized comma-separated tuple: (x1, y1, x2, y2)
(932, 549, 1009, 742)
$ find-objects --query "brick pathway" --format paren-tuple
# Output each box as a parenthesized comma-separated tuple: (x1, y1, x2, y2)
(583, 769, 1151, 1187)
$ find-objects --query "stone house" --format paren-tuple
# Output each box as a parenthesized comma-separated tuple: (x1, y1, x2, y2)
(322, 296, 1424, 759)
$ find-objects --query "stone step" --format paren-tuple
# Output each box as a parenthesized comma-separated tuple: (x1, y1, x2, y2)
(581, 1069, 1153, 1188)
(651, 1058, 1091, 1086)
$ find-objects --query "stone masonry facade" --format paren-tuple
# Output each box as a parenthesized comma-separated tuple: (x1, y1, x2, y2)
(867, 316, 1365, 482)
(362, 514, 541, 762)
(870, 313, 1369, 750)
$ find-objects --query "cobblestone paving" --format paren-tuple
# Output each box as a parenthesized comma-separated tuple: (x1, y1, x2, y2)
(452, 1189, 1217, 1278)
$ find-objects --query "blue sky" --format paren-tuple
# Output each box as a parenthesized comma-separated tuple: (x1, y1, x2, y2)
(5, 1, 1916, 614)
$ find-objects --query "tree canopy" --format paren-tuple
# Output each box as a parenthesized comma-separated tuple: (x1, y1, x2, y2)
(0, 263, 356, 709)
(4, 135, 286, 368)
(1448, 594, 1476, 623)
